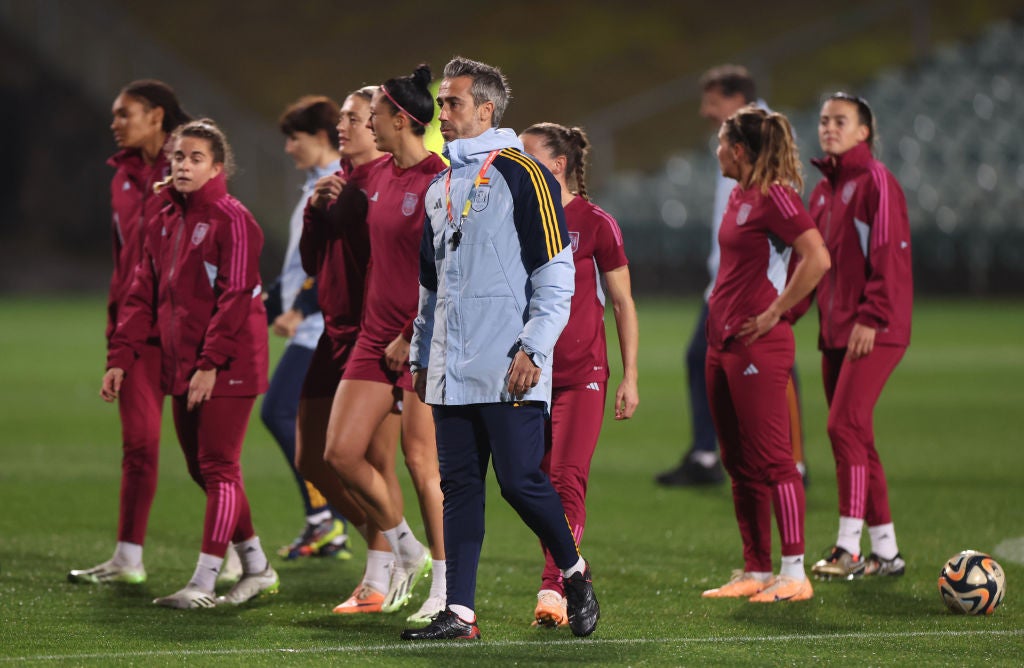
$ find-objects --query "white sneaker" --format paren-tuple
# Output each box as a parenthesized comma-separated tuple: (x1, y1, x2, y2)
(381, 551, 431, 613)
(406, 593, 446, 624)
(153, 584, 216, 609)
(215, 566, 279, 605)
(68, 559, 146, 585)
(216, 545, 243, 586)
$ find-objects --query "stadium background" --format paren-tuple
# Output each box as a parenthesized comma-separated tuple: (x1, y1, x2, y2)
(2, 1, 1024, 663)
(1, 0, 1022, 296)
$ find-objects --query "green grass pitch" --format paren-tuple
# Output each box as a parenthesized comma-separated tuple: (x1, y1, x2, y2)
(1, 296, 1022, 665)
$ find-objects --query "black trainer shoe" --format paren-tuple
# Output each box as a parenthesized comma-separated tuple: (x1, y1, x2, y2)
(563, 563, 600, 637)
(400, 609, 481, 641)
(655, 452, 724, 487)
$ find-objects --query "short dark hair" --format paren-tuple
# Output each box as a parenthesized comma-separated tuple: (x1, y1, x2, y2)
(700, 65, 757, 103)
(121, 79, 191, 133)
(279, 95, 341, 147)
(442, 56, 511, 126)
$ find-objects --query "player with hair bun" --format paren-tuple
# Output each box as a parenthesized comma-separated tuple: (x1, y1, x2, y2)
(807, 93, 912, 581)
(700, 106, 829, 603)
(102, 119, 277, 609)
(323, 65, 447, 623)
(519, 122, 638, 628)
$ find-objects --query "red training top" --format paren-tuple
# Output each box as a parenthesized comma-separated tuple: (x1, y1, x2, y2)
(808, 142, 913, 350)
(360, 152, 446, 345)
(552, 197, 629, 388)
(108, 173, 269, 397)
(299, 155, 388, 343)
(106, 145, 172, 342)
(708, 183, 815, 350)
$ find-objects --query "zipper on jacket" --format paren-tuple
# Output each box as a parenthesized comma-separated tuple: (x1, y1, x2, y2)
(166, 217, 185, 390)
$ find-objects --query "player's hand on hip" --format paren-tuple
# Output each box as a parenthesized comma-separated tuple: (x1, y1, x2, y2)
(384, 335, 411, 372)
(507, 350, 540, 400)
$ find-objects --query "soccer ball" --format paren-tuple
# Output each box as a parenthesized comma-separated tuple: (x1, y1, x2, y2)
(937, 550, 1006, 615)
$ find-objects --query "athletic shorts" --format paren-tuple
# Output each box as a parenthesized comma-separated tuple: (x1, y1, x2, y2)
(300, 333, 356, 399)
(341, 336, 413, 392)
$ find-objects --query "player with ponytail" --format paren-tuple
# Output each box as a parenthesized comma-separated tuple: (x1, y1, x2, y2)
(700, 106, 830, 603)
(519, 122, 638, 627)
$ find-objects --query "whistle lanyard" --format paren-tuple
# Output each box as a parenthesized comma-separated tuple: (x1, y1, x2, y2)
(445, 149, 500, 249)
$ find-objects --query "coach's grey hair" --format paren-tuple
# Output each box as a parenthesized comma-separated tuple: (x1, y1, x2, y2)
(442, 56, 512, 127)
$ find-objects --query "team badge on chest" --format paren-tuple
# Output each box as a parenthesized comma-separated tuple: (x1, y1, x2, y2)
(471, 185, 490, 212)
(569, 231, 580, 253)
(401, 192, 419, 216)
(841, 181, 857, 204)
(191, 222, 210, 245)
(736, 203, 752, 226)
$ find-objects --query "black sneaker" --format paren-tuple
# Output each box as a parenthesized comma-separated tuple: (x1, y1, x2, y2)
(400, 609, 481, 641)
(655, 452, 724, 487)
(563, 563, 600, 637)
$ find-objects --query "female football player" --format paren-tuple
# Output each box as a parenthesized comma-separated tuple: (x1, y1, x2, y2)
(807, 93, 912, 581)
(69, 80, 190, 586)
(323, 65, 447, 623)
(519, 122, 638, 627)
(102, 119, 276, 608)
(700, 106, 829, 603)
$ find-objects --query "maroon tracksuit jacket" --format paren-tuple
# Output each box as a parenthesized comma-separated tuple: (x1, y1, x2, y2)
(299, 156, 387, 343)
(808, 142, 913, 350)
(106, 146, 172, 342)
(108, 173, 269, 397)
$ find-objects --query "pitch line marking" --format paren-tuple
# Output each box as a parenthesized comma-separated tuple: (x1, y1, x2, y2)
(3, 629, 1022, 663)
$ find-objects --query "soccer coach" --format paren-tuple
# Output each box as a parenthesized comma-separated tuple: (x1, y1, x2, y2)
(405, 56, 599, 641)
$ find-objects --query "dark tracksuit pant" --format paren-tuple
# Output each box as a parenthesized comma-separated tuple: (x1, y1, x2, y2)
(434, 402, 580, 610)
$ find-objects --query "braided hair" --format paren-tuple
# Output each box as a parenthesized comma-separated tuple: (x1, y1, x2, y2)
(521, 122, 591, 201)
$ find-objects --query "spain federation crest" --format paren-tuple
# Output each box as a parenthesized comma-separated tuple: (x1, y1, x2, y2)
(842, 181, 857, 204)
(471, 185, 490, 212)
(569, 231, 580, 253)
(191, 222, 210, 245)
(401, 192, 418, 216)
(736, 203, 752, 226)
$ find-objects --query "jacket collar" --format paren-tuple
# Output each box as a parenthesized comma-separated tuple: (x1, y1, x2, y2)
(812, 141, 873, 181)
(160, 172, 229, 211)
(444, 128, 521, 168)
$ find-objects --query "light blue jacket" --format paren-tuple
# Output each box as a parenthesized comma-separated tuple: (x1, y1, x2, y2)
(279, 161, 335, 349)
(411, 128, 574, 407)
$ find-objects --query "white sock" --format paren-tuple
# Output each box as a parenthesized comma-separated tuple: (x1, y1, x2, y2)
(691, 450, 719, 468)
(112, 541, 143, 567)
(748, 571, 772, 582)
(868, 523, 899, 560)
(779, 554, 806, 580)
(448, 604, 475, 622)
(189, 552, 222, 593)
(428, 559, 446, 599)
(307, 509, 332, 525)
(382, 519, 424, 566)
(235, 536, 269, 574)
(363, 549, 394, 593)
(538, 588, 562, 600)
(836, 516, 864, 556)
(560, 556, 586, 579)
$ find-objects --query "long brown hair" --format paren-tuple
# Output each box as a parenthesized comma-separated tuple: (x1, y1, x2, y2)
(521, 122, 591, 201)
(722, 106, 803, 193)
